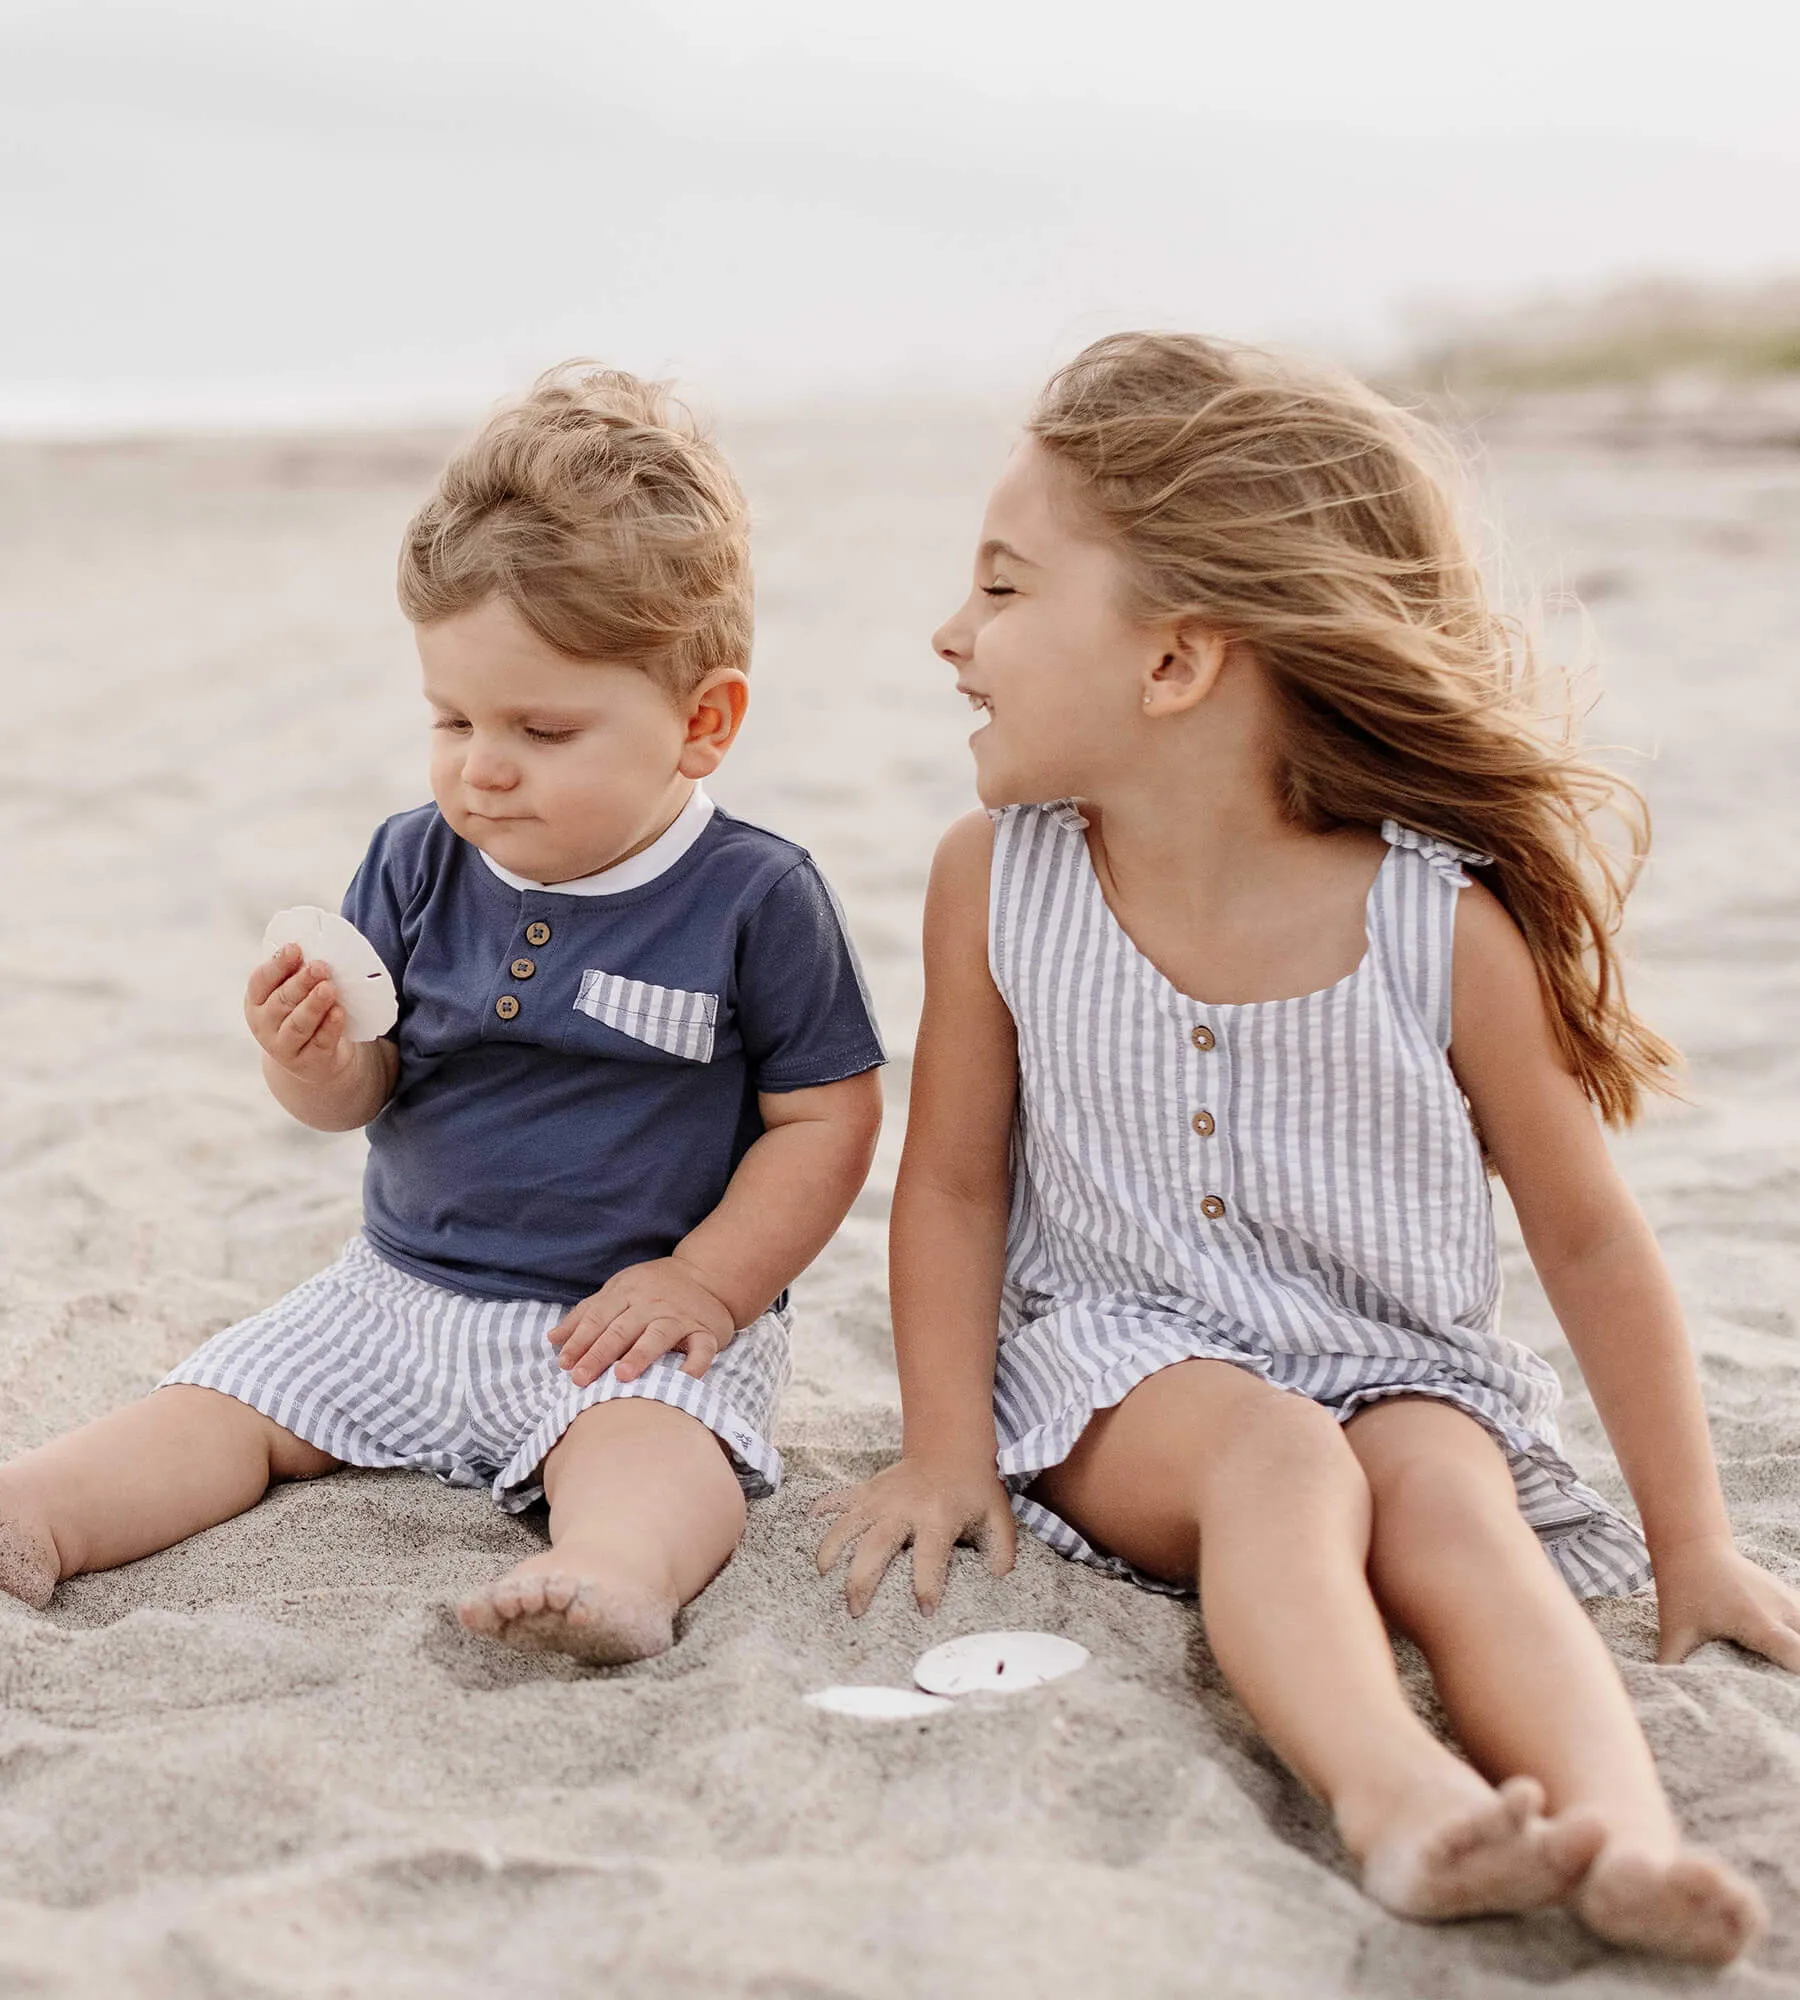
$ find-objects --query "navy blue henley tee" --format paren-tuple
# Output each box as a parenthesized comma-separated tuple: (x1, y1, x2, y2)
(341, 792, 885, 1305)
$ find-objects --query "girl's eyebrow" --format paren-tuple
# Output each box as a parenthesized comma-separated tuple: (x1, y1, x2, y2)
(979, 537, 1038, 567)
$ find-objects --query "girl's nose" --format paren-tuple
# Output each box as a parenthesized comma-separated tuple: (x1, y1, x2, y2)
(932, 610, 969, 667)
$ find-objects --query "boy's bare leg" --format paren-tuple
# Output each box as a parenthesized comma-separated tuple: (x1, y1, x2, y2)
(0, 1385, 340, 1606)
(1031, 1359, 1601, 1921)
(458, 1398, 746, 1666)
(1349, 1397, 1766, 1966)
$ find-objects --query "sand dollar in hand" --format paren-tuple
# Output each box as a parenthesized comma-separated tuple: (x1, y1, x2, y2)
(913, 1630, 1089, 1696)
(262, 906, 397, 1042)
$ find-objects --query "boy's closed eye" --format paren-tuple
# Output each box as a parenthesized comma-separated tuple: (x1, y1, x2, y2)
(430, 714, 580, 745)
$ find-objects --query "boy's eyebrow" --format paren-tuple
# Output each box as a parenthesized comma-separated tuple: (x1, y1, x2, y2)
(423, 691, 596, 723)
(979, 538, 1039, 568)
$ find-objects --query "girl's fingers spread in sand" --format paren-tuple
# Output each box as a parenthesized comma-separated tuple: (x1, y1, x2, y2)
(977, 1494, 1018, 1576)
(814, 1505, 871, 1575)
(1749, 1620, 1800, 1673)
(845, 1518, 912, 1618)
(910, 1528, 955, 1614)
(809, 1486, 856, 1521)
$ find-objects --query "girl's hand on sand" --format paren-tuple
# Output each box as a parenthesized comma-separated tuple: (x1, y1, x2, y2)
(813, 1456, 1016, 1617)
(1654, 1538, 1800, 1672)
(548, 1257, 737, 1387)
(246, 943, 356, 1085)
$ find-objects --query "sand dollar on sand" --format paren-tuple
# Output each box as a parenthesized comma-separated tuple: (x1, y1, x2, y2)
(262, 906, 397, 1042)
(913, 1630, 1090, 1696)
(804, 1685, 953, 1719)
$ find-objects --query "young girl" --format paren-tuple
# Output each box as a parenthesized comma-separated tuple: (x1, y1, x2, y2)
(816, 333, 1799, 1964)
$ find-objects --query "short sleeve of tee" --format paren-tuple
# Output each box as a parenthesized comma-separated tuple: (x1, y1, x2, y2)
(340, 816, 418, 1032)
(736, 859, 886, 1091)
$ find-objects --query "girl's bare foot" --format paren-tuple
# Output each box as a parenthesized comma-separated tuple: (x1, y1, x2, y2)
(0, 1500, 60, 1609)
(456, 1548, 676, 1666)
(1358, 1774, 1605, 1921)
(1576, 1841, 1767, 1966)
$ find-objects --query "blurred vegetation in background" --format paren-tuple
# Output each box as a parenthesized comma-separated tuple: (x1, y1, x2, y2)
(1406, 276, 1800, 389)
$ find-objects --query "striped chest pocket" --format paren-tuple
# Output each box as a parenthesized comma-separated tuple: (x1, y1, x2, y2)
(572, 969, 720, 1064)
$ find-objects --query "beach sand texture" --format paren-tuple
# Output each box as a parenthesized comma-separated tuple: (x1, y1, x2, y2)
(2, 406, 1798, 1997)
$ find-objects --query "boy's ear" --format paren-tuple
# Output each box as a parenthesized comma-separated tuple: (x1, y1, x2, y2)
(1143, 624, 1229, 715)
(677, 669, 750, 777)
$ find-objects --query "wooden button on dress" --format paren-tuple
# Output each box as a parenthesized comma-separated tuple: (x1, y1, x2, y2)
(1190, 1110, 1215, 1138)
(495, 995, 520, 1021)
(524, 921, 551, 947)
(510, 957, 536, 979)
(1190, 1024, 1216, 1051)
(1200, 1195, 1227, 1220)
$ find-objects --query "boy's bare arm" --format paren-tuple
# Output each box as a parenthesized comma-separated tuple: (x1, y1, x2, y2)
(548, 1068, 883, 1386)
(676, 1070, 885, 1326)
(248, 942, 399, 1133)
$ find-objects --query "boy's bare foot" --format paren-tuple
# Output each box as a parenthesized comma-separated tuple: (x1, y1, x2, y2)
(456, 1550, 676, 1666)
(0, 1503, 60, 1610)
(1576, 1841, 1766, 1966)
(1360, 1775, 1605, 1921)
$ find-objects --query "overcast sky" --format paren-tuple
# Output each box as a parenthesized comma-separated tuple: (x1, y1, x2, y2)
(3, 0, 1796, 429)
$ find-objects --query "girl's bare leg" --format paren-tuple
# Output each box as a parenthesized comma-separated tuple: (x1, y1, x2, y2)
(0, 1385, 340, 1605)
(1348, 1397, 1765, 1965)
(1031, 1359, 1600, 1919)
(457, 1398, 746, 1666)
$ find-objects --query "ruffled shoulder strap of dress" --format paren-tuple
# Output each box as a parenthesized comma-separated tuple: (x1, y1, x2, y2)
(1379, 819, 1493, 887)
(1371, 821, 1492, 1051)
(987, 801, 1089, 1004)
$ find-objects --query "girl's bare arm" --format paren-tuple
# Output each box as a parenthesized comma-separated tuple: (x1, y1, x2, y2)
(815, 811, 1021, 1614)
(1451, 883, 1800, 1670)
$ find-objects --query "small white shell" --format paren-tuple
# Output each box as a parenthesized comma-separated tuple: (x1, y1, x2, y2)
(803, 1685, 953, 1720)
(262, 906, 398, 1042)
(913, 1630, 1089, 1697)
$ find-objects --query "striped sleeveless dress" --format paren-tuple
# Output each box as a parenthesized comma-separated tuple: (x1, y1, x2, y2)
(988, 802, 1650, 1600)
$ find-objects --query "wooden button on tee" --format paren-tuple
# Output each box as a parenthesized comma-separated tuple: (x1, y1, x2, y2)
(1190, 1024, 1216, 1052)
(1190, 1110, 1215, 1138)
(495, 995, 521, 1021)
(1200, 1195, 1227, 1220)
(525, 921, 551, 947)
(510, 957, 536, 979)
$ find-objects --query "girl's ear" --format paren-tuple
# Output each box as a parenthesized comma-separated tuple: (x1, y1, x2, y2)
(678, 670, 750, 777)
(1143, 625, 1229, 715)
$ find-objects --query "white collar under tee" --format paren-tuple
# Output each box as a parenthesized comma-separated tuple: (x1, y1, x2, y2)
(477, 784, 717, 898)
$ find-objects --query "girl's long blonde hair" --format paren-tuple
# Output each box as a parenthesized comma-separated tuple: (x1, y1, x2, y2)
(1028, 331, 1675, 1126)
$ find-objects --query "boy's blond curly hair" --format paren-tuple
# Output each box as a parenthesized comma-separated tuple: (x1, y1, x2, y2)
(398, 363, 752, 693)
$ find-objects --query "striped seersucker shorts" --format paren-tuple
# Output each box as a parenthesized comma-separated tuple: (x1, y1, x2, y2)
(162, 1234, 791, 1504)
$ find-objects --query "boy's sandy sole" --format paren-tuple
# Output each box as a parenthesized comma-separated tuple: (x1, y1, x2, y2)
(804, 1685, 952, 1719)
(913, 1630, 1089, 1696)
(262, 906, 397, 1041)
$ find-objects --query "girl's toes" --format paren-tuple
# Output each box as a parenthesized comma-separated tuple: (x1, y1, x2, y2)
(565, 1583, 605, 1630)
(540, 1573, 580, 1613)
(455, 1588, 502, 1636)
(1542, 1809, 1606, 1890)
(1671, 1854, 1768, 1964)
(1580, 1847, 1767, 1966)
(509, 1574, 550, 1620)
(1497, 1775, 1545, 1827)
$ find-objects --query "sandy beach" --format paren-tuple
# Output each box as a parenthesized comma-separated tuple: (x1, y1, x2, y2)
(2, 399, 1798, 1997)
